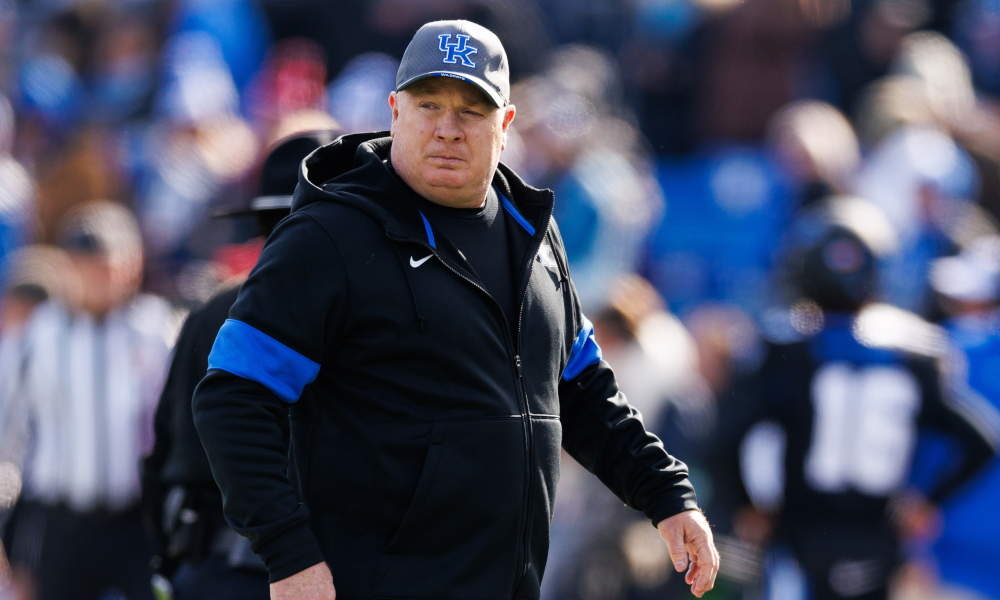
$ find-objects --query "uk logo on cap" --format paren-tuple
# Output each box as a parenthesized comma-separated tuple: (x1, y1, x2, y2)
(438, 34, 478, 68)
(397, 21, 509, 107)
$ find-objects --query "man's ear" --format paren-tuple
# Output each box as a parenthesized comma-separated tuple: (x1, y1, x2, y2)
(502, 104, 516, 131)
(389, 91, 400, 137)
(500, 104, 515, 151)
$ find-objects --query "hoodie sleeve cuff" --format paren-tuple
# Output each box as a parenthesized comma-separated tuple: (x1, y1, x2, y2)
(646, 492, 700, 529)
(256, 520, 328, 584)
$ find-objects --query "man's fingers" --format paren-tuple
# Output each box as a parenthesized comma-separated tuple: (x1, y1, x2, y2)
(691, 541, 719, 597)
(685, 561, 700, 586)
(694, 561, 716, 593)
(658, 523, 689, 572)
(694, 538, 718, 574)
(694, 574, 712, 597)
(684, 516, 719, 597)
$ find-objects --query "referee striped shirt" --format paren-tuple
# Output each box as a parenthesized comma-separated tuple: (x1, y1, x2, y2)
(0, 295, 177, 512)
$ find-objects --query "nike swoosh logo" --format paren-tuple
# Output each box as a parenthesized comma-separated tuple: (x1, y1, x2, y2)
(410, 254, 433, 268)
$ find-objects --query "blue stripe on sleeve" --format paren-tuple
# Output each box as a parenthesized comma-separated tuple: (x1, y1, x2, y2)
(208, 319, 321, 403)
(497, 188, 536, 236)
(419, 211, 436, 248)
(562, 314, 603, 381)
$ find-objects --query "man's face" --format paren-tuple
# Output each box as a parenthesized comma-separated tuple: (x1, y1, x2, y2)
(68, 251, 140, 317)
(70, 253, 116, 316)
(389, 78, 515, 208)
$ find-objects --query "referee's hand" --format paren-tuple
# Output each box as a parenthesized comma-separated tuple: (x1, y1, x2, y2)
(270, 561, 336, 600)
(657, 510, 720, 598)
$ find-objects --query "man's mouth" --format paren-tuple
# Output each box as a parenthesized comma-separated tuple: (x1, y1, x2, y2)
(428, 155, 465, 166)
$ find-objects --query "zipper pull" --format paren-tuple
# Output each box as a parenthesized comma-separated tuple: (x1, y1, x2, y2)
(515, 355, 523, 378)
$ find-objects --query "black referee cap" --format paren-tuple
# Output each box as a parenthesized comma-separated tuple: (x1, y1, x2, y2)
(215, 130, 338, 218)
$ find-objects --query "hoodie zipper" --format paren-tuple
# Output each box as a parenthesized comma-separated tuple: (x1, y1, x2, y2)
(387, 203, 550, 596)
(509, 276, 534, 596)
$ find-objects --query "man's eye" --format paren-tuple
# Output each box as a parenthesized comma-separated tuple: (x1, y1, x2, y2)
(463, 110, 484, 118)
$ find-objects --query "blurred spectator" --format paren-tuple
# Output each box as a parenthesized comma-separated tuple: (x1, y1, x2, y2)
(854, 75, 936, 149)
(768, 100, 861, 206)
(824, 0, 932, 114)
(32, 126, 124, 246)
(326, 52, 398, 134)
(245, 37, 328, 135)
(891, 31, 976, 131)
(619, 0, 702, 156)
(544, 275, 711, 600)
(515, 47, 665, 311)
(885, 31, 1000, 235)
(169, 0, 270, 92)
(593, 275, 711, 441)
(903, 238, 1000, 600)
(0, 1, 17, 90)
(685, 304, 772, 596)
(0, 202, 175, 600)
(16, 11, 87, 132)
(953, 0, 1000, 98)
(628, 0, 849, 155)
(685, 304, 763, 409)
(853, 124, 994, 314)
(0, 95, 33, 284)
(0, 245, 75, 333)
(952, 101, 1000, 229)
(136, 28, 259, 295)
(543, 44, 623, 115)
(155, 31, 241, 127)
(692, 0, 823, 144)
(87, 9, 161, 125)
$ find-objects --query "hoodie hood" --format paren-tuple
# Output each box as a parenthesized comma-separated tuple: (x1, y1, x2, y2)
(293, 131, 552, 244)
(294, 131, 414, 239)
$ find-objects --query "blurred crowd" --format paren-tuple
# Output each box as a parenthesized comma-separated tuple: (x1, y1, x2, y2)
(0, 0, 996, 599)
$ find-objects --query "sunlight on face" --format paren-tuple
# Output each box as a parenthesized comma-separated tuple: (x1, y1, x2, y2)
(389, 78, 515, 208)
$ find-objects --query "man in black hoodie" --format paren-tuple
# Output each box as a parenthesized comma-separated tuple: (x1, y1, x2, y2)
(193, 20, 719, 600)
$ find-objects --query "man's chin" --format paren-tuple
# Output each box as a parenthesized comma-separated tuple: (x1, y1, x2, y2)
(421, 169, 470, 190)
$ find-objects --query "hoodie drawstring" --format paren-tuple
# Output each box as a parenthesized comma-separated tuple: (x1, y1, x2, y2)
(393, 243, 427, 333)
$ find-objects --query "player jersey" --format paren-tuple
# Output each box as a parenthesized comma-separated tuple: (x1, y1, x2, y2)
(734, 304, 996, 527)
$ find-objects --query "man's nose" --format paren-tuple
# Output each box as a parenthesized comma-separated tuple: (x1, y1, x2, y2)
(435, 110, 464, 142)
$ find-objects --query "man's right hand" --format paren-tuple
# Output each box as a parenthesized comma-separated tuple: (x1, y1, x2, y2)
(270, 562, 336, 600)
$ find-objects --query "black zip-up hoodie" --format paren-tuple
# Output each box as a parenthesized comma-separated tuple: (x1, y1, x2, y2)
(193, 132, 698, 599)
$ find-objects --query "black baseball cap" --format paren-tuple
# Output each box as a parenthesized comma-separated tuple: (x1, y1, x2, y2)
(214, 130, 338, 218)
(396, 20, 510, 108)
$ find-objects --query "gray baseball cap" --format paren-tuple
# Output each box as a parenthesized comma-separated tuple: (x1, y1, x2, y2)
(396, 20, 510, 108)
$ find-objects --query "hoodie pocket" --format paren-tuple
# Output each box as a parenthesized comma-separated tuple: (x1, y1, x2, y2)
(379, 422, 447, 558)
(373, 417, 525, 598)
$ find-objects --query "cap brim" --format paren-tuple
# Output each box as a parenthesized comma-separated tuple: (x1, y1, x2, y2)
(397, 72, 505, 108)
(212, 195, 294, 218)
